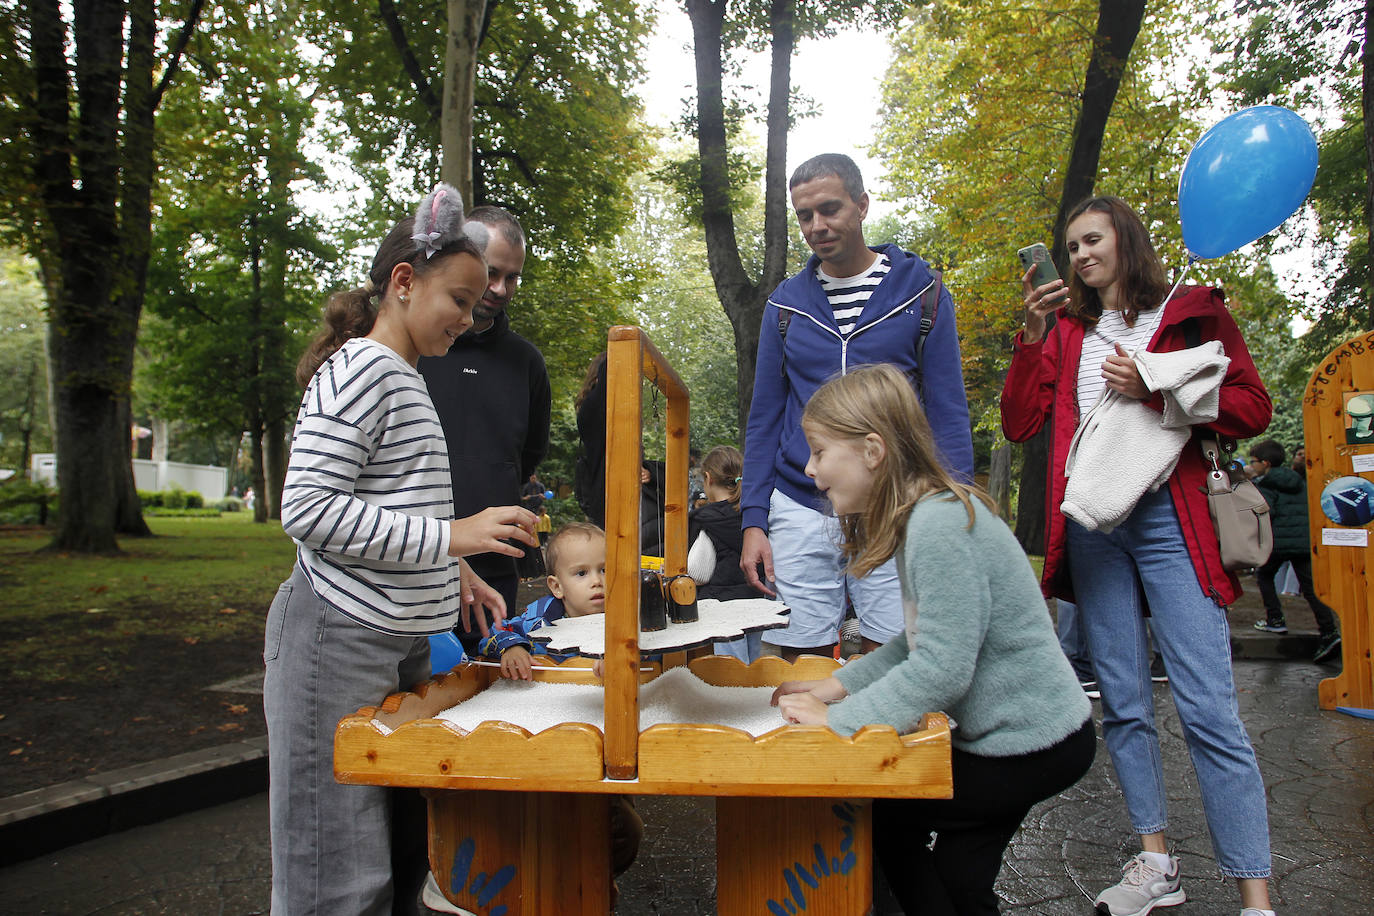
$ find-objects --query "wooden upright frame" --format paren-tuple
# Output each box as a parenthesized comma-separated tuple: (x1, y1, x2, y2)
(603, 326, 689, 778)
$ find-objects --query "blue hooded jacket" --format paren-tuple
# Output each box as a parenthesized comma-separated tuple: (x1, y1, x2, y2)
(741, 244, 974, 533)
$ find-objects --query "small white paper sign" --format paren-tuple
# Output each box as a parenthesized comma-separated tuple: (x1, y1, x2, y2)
(1322, 527, 1369, 547)
(1352, 453, 1374, 473)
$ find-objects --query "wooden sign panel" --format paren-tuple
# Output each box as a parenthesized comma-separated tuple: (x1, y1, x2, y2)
(1302, 329, 1374, 709)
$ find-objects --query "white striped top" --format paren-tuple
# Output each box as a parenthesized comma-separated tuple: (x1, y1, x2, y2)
(281, 337, 460, 636)
(1076, 306, 1166, 417)
(818, 253, 890, 335)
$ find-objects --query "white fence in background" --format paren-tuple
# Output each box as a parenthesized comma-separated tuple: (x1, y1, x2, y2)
(29, 454, 228, 499)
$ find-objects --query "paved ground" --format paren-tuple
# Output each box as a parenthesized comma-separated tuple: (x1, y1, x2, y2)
(2, 579, 1369, 915)
(3, 658, 1370, 915)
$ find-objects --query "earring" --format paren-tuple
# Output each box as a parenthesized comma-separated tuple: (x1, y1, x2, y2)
(398, 291, 409, 303)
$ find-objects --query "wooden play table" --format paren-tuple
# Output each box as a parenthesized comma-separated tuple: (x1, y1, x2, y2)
(334, 328, 953, 914)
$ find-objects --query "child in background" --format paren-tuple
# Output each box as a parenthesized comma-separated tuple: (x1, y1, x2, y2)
(425, 522, 642, 914)
(480, 521, 606, 679)
(772, 364, 1094, 915)
(686, 445, 762, 662)
(265, 184, 538, 916)
(1249, 439, 1341, 661)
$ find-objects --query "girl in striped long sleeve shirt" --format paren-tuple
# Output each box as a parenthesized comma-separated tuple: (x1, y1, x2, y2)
(263, 185, 537, 916)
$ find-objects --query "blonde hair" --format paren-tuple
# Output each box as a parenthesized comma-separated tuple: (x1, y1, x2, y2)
(700, 445, 743, 510)
(802, 363, 995, 578)
(545, 521, 605, 576)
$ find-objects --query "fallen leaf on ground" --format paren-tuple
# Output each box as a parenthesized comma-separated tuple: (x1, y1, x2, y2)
(217, 722, 243, 733)
(219, 607, 238, 614)
(183, 636, 199, 645)
(225, 704, 248, 716)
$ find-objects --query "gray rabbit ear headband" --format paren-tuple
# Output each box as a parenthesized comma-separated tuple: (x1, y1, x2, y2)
(411, 183, 467, 259)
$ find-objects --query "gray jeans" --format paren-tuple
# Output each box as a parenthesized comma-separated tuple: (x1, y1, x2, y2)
(263, 565, 430, 915)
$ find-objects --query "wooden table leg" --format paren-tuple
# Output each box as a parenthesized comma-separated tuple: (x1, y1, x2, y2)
(716, 796, 872, 916)
(426, 790, 611, 915)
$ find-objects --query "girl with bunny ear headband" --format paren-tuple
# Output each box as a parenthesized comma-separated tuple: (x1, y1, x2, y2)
(268, 185, 533, 916)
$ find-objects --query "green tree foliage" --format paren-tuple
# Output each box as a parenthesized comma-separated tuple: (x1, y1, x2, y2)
(875, 0, 1210, 418)
(620, 169, 745, 453)
(1214, 0, 1371, 353)
(675, 0, 900, 432)
(873, 0, 1321, 541)
(139, 0, 331, 522)
(307, 0, 650, 397)
(0, 250, 50, 474)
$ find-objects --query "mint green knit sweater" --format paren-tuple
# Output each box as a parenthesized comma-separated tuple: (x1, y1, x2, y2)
(829, 494, 1090, 756)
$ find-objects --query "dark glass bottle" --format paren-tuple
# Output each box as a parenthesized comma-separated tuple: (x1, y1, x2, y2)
(639, 570, 667, 632)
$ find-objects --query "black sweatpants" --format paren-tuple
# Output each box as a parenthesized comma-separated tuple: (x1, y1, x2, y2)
(874, 718, 1096, 915)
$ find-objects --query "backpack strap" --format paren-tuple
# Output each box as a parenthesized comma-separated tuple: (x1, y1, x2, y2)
(778, 309, 792, 379)
(911, 270, 943, 400)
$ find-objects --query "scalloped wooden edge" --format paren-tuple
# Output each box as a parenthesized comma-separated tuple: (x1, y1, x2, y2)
(335, 719, 605, 787)
(335, 654, 952, 797)
(636, 714, 952, 798)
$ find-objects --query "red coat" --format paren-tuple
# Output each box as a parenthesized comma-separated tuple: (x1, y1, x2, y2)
(1000, 286, 1271, 606)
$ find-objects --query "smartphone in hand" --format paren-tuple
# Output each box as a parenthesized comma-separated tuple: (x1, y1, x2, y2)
(1017, 243, 1059, 289)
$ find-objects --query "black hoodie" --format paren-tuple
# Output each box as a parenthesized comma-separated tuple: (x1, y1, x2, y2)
(688, 499, 756, 600)
(419, 310, 551, 581)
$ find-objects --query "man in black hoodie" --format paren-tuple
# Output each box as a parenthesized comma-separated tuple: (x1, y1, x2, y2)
(420, 206, 551, 646)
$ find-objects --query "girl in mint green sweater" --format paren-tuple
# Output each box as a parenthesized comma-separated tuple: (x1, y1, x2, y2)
(772, 363, 1094, 915)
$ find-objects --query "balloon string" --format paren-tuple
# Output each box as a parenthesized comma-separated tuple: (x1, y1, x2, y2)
(1160, 254, 1196, 310)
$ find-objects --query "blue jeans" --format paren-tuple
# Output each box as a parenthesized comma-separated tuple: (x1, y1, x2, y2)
(1066, 487, 1271, 878)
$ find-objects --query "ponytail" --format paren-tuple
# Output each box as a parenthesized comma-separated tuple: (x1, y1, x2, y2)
(701, 445, 744, 511)
(296, 287, 379, 387)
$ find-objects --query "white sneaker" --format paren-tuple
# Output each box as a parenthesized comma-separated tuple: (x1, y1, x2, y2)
(421, 871, 477, 916)
(1239, 910, 1275, 916)
(1093, 853, 1186, 915)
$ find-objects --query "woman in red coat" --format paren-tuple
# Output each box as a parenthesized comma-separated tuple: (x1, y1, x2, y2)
(1001, 197, 1275, 916)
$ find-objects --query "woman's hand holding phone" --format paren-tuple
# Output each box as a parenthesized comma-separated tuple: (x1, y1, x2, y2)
(1020, 264, 1069, 345)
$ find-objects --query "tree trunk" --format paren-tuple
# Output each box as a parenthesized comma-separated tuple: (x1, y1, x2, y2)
(249, 410, 268, 525)
(685, 0, 793, 435)
(1364, 0, 1374, 331)
(151, 416, 169, 462)
(28, 0, 200, 551)
(987, 441, 1012, 520)
(443, 0, 487, 203)
(1014, 0, 1146, 554)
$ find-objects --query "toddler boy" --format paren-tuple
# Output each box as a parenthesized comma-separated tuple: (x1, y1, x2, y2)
(479, 520, 606, 679)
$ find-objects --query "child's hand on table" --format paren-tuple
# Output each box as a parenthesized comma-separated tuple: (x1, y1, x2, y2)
(499, 646, 534, 680)
(777, 692, 830, 725)
(770, 676, 848, 725)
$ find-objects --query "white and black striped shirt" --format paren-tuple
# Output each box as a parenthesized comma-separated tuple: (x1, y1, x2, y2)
(282, 337, 460, 636)
(1076, 307, 1166, 417)
(818, 253, 890, 335)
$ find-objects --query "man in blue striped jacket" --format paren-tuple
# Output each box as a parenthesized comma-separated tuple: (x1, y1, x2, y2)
(739, 152, 974, 661)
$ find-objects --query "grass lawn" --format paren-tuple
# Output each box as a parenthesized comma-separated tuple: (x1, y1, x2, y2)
(0, 513, 296, 683)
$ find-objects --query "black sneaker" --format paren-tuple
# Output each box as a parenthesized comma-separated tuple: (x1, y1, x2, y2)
(1252, 620, 1289, 635)
(1149, 655, 1168, 683)
(1313, 632, 1342, 664)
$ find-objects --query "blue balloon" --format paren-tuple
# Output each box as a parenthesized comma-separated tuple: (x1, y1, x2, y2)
(544, 489, 554, 500)
(428, 631, 466, 675)
(1178, 105, 1317, 259)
